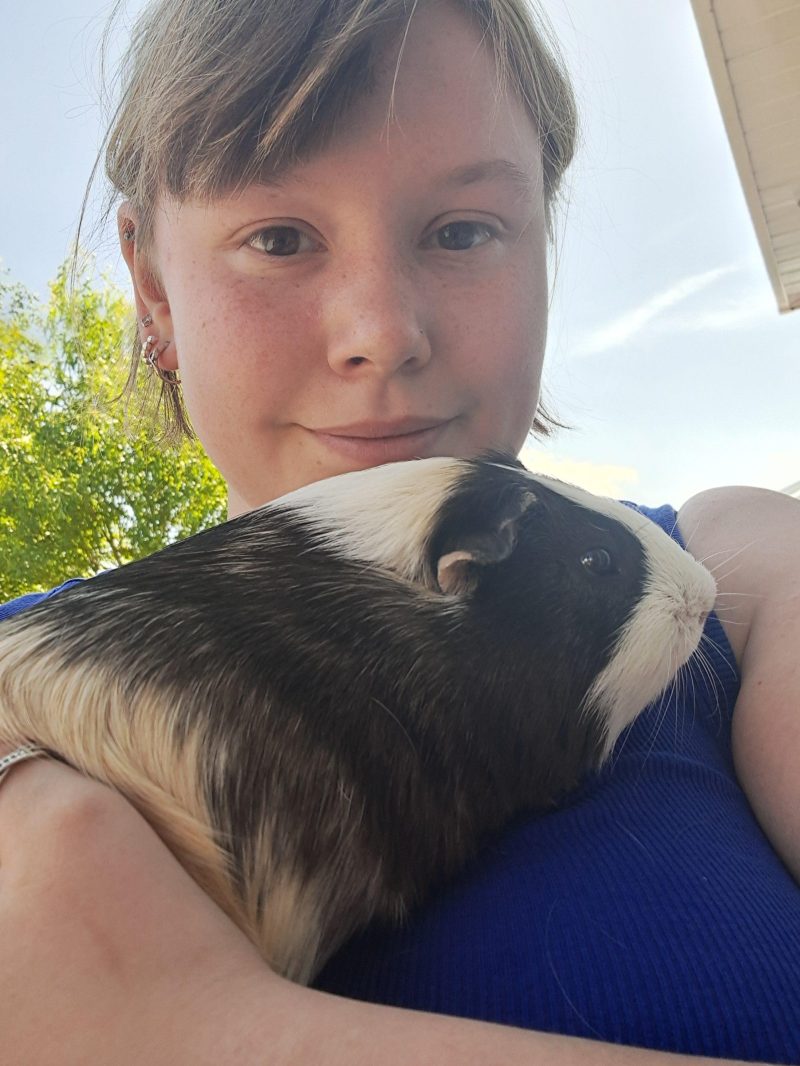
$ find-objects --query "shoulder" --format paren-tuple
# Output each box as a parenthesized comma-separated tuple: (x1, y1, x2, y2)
(676, 485, 800, 666)
(680, 487, 800, 882)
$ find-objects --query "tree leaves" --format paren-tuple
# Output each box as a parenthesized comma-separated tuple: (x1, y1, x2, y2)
(0, 261, 226, 600)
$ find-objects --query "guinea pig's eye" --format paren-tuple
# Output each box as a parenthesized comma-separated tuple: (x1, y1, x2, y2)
(580, 547, 615, 575)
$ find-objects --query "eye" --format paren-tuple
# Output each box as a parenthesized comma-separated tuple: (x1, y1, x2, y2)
(580, 547, 616, 575)
(433, 220, 497, 251)
(245, 225, 315, 257)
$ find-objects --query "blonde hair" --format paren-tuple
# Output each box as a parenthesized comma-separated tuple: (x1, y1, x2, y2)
(87, 0, 577, 442)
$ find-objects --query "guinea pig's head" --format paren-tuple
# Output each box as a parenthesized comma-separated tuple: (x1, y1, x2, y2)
(423, 456, 718, 759)
(283, 454, 716, 760)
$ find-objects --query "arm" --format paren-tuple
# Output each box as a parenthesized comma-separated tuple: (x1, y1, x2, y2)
(677, 485, 800, 882)
(0, 753, 760, 1065)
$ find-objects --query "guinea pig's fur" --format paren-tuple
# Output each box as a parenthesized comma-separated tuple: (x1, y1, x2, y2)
(0, 454, 716, 984)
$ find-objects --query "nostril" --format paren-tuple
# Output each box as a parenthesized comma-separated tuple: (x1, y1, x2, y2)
(674, 593, 713, 628)
(690, 595, 714, 626)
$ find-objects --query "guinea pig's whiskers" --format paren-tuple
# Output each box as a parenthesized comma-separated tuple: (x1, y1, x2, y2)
(694, 545, 744, 566)
(695, 640, 718, 682)
(694, 637, 728, 734)
(682, 664, 699, 740)
(699, 635, 738, 695)
(701, 629, 738, 671)
(695, 643, 725, 712)
(709, 611, 748, 623)
(712, 598, 755, 608)
(636, 676, 676, 773)
(683, 658, 701, 742)
(649, 689, 675, 762)
(678, 516, 702, 553)
(710, 564, 750, 589)
(605, 723, 630, 773)
(713, 590, 762, 600)
(700, 537, 762, 581)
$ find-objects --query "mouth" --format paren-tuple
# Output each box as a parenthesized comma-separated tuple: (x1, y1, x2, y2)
(308, 418, 455, 465)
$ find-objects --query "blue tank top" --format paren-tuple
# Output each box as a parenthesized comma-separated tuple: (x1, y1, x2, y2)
(315, 503, 800, 1063)
(2, 505, 798, 1062)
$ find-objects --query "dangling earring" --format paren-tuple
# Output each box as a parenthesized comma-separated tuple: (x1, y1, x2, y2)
(135, 330, 193, 444)
(140, 334, 181, 386)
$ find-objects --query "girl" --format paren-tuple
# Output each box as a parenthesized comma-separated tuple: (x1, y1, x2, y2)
(1, 1, 798, 1062)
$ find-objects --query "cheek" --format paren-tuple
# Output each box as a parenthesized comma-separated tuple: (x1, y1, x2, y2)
(502, 242, 549, 389)
(459, 252, 548, 436)
(171, 273, 314, 420)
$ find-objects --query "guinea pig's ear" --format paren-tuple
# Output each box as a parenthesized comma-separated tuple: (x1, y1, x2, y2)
(435, 488, 538, 596)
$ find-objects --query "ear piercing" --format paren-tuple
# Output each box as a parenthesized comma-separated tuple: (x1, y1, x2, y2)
(140, 334, 181, 386)
(140, 334, 170, 371)
(123, 224, 135, 242)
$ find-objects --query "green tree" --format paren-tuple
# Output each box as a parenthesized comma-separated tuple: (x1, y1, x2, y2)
(0, 261, 226, 600)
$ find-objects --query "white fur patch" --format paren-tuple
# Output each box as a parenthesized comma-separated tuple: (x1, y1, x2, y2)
(274, 457, 468, 582)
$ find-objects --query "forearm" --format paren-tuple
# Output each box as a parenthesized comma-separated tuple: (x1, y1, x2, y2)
(0, 769, 771, 1066)
(191, 970, 762, 1066)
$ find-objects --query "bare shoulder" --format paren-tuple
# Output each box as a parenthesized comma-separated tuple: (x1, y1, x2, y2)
(677, 484, 800, 667)
(679, 485, 800, 880)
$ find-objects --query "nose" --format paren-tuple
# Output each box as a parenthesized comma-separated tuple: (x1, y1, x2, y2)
(324, 252, 432, 378)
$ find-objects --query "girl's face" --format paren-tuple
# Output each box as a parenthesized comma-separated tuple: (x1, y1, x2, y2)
(122, 1, 549, 515)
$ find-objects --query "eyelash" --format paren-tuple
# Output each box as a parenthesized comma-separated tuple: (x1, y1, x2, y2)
(244, 220, 500, 258)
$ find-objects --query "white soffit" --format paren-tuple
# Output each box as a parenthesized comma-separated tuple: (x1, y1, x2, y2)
(690, 0, 800, 313)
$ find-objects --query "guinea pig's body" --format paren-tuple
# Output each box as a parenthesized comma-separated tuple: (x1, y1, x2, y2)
(0, 455, 716, 983)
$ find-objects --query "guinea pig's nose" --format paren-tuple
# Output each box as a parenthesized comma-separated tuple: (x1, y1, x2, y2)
(679, 585, 716, 627)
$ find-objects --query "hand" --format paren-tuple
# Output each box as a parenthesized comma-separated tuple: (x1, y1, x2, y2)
(0, 745, 275, 1064)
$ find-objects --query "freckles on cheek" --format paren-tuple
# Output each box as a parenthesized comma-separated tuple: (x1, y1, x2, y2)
(226, 280, 315, 368)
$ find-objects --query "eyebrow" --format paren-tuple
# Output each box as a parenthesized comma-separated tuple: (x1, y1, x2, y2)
(438, 159, 538, 196)
(257, 158, 537, 196)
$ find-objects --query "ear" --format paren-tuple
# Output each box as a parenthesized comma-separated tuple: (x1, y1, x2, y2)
(117, 203, 179, 373)
(435, 486, 538, 596)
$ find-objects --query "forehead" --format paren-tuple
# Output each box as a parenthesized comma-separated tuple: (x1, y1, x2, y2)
(317, 1, 542, 173)
(156, 2, 543, 231)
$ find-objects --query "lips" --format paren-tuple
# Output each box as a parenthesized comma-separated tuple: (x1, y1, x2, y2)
(312, 417, 449, 438)
(308, 417, 454, 465)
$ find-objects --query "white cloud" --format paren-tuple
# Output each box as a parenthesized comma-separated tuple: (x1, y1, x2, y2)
(520, 444, 640, 498)
(569, 263, 742, 358)
(664, 289, 774, 333)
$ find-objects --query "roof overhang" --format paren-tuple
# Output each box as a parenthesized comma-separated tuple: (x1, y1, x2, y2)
(690, 0, 800, 313)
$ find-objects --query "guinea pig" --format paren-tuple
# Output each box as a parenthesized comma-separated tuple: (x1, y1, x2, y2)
(0, 453, 716, 984)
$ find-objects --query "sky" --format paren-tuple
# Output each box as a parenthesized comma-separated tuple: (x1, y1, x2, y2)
(2, 0, 798, 507)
